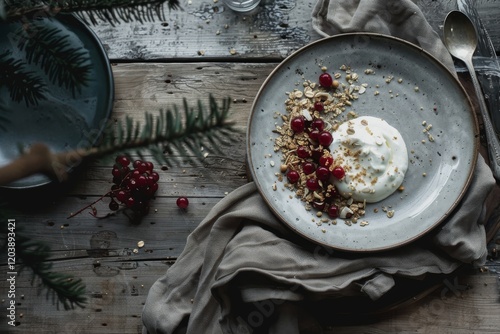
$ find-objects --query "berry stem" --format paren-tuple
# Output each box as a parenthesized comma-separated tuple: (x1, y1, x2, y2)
(67, 190, 113, 219)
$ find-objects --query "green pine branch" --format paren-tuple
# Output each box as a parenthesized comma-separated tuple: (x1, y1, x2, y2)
(15, 22, 92, 96)
(2, 0, 181, 25)
(97, 95, 235, 166)
(17, 235, 87, 310)
(1, 210, 86, 310)
(0, 51, 47, 106)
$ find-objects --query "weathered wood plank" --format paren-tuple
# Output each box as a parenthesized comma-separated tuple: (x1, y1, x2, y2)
(1, 260, 499, 334)
(86, 0, 500, 61)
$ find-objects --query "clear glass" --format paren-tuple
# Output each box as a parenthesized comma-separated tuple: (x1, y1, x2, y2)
(222, 0, 261, 12)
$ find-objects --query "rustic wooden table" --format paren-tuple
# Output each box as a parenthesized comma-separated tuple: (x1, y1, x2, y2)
(1, 0, 500, 333)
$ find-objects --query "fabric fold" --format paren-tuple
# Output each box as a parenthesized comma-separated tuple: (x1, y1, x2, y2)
(142, 1, 499, 333)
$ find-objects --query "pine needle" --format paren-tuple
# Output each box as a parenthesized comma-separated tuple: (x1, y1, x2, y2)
(15, 22, 92, 96)
(96, 95, 237, 167)
(0, 51, 46, 106)
(0, 210, 86, 310)
(3, 0, 181, 25)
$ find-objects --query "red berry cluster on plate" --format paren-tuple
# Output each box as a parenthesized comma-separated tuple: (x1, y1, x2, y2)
(274, 69, 366, 221)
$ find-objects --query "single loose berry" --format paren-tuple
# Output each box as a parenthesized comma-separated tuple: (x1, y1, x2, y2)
(314, 102, 324, 112)
(311, 118, 325, 131)
(302, 162, 316, 175)
(296, 146, 310, 159)
(306, 178, 319, 191)
(328, 204, 339, 218)
(287, 170, 300, 184)
(290, 116, 305, 133)
(309, 129, 320, 142)
(319, 73, 333, 88)
(316, 166, 330, 181)
(176, 197, 189, 209)
(318, 131, 333, 147)
(332, 166, 345, 180)
(319, 155, 334, 167)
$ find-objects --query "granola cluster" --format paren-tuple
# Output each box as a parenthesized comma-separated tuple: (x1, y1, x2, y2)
(272, 66, 370, 225)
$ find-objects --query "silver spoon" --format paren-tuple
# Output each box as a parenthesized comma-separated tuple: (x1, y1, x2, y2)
(443, 10, 500, 181)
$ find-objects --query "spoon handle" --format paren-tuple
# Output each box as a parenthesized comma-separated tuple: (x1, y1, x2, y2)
(464, 58, 500, 182)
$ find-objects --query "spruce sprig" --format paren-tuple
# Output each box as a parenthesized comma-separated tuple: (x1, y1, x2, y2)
(2, 0, 181, 25)
(0, 210, 86, 310)
(0, 51, 46, 106)
(16, 22, 92, 96)
(16, 235, 87, 310)
(98, 95, 235, 166)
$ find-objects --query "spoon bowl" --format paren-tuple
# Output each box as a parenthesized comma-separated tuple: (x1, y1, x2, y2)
(443, 11, 478, 60)
(443, 10, 500, 181)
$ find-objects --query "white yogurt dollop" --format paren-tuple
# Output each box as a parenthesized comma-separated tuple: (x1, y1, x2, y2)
(329, 116, 408, 203)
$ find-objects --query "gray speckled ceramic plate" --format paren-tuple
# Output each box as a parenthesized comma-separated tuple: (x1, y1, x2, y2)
(247, 33, 479, 252)
(0, 14, 114, 189)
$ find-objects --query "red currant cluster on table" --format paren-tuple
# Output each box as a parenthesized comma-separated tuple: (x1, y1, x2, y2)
(109, 156, 160, 215)
(284, 72, 346, 219)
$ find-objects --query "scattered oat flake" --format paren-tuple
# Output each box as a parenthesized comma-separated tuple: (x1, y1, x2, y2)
(133, 248, 139, 254)
(229, 48, 237, 55)
(137, 241, 145, 248)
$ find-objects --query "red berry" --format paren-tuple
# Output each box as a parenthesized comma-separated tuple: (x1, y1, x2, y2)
(296, 146, 310, 159)
(145, 161, 154, 172)
(112, 167, 122, 178)
(109, 200, 119, 211)
(302, 162, 316, 175)
(116, 190, 128, 203)
(319, 73, 333, 88)
(314, 102, 324, 112)
(319, 155, 334, 167)
(125, 197, 135, 208)
(316, 166, 330, 181)
(309, 129, 320, 141)
(312, 201, 326, 211)
(176, 197, 189, 209)
(311, 118, 324, 131)
(286, 170, 300, 184)
(290, 116, 305, 133)
(318, 131, 333, 147)
(137, 162, 149, 173)
(133, 160, 142, 168)
(115, 155, 130, 167)
(150, 171, 159, 182)
(148, 183, 159, 196)
(136, 175, 148, 187)
(328, 204, 339, 218)
(306, 178, 319, 191)
(332, 166, 345, 180)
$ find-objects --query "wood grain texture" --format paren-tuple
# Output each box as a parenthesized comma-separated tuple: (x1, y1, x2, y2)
(86, 0, 500, 61)
(1, 1, 500, 333)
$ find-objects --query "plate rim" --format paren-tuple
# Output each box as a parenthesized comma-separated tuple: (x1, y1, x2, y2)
(0, 13, 115, 189)
(246, 32, 479, 252)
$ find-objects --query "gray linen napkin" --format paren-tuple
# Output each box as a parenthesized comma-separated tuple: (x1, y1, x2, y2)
(142, 1, 498, 333)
